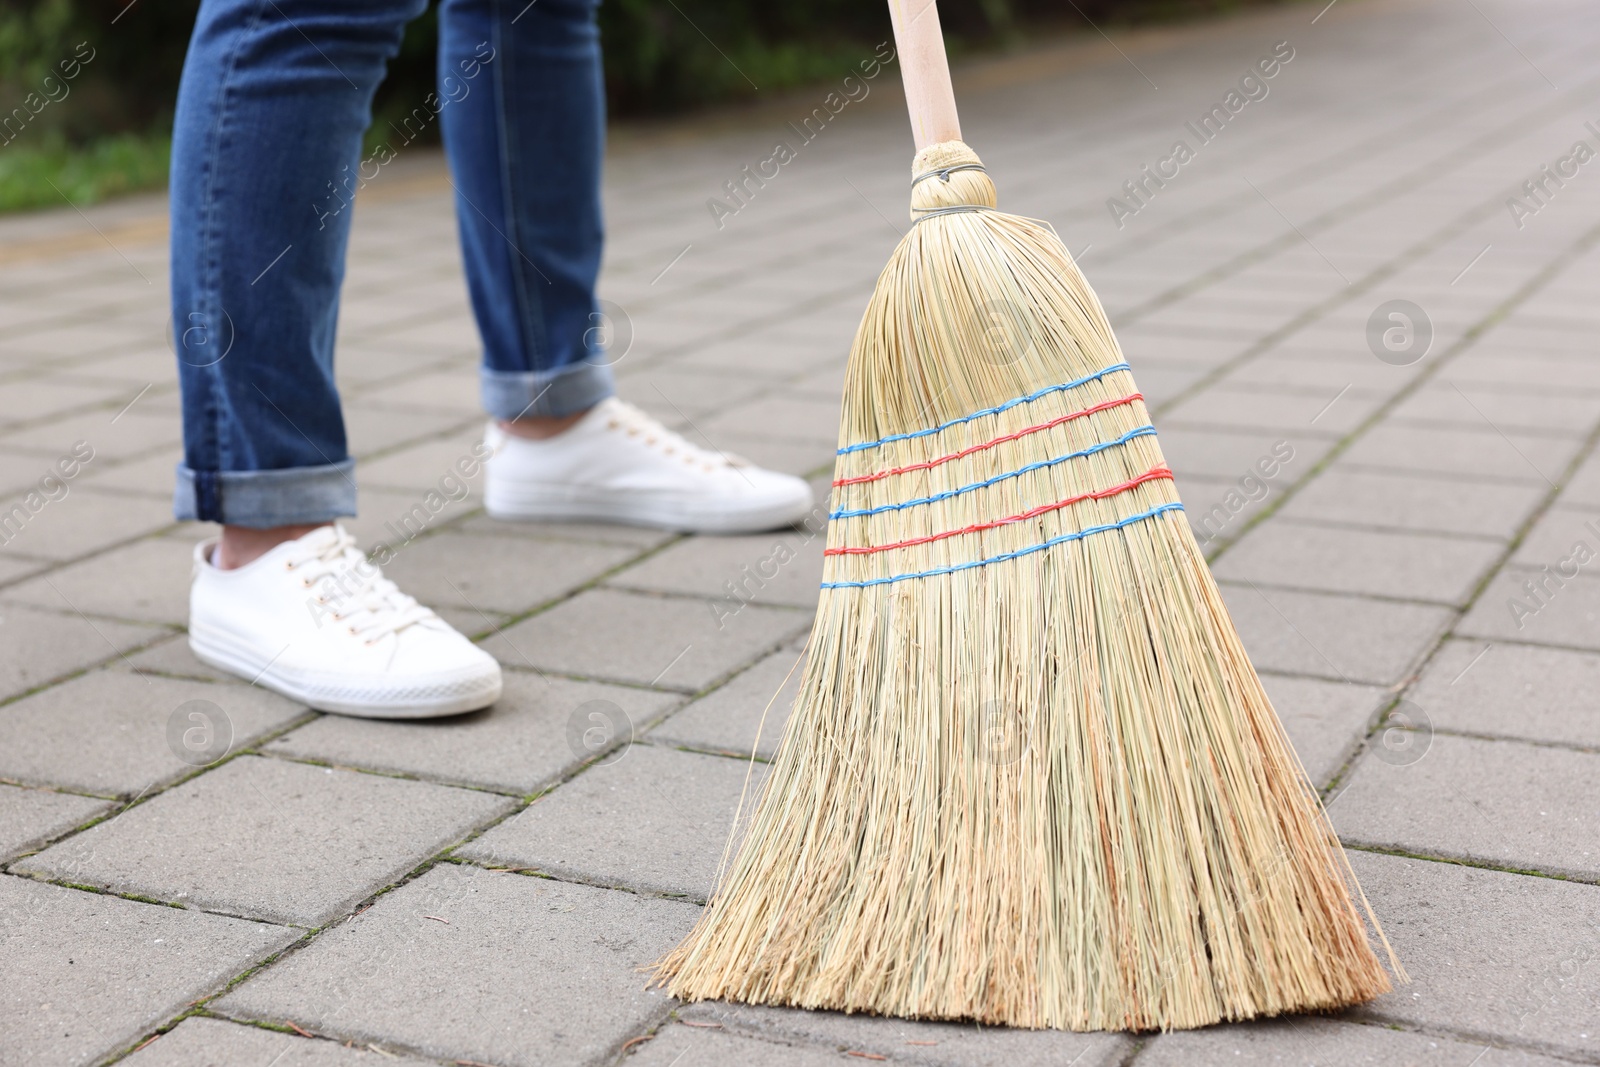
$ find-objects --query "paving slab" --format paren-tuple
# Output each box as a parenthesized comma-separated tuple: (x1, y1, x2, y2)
(74, 450, 182, 499)
(1126, 365, 1214, 407)
(458, 743, 762, 901)
(455, 511, 678, 549)
(1411, 639, 1600, 748)
(1508, 504, 1600, 570)
(355, 431, 486, 494)
(265, 671, 679, 794)
(1390, 379, 1600, 436)
(0, 874, 297, 1067)
(1214, 520, 1503, 605)
(486, 587, 811, 692)
(1348, 850, 1600, 1059)
(0, 601, 166, 702)
(121, 1016, 437, 1067)
(0, 447, 82, 499)
(1277, 467, 1545, 539)
(1137, 1017, 1570, 1066)
(0, 784, 112, 864)
(672, 336, 837, 376)
(0, 670, 304, 797)
(52, 348, 175, 387)
(15, 755, 513, 926)
(338, 484, 481, 550)
(697, 394, 841, 445)
(1458, 570, 1600, 649)
(1449, 351, 1600, 394)
(647, 641, 807, 759)
(1214, 350, 1416, 397)
(1339, 424, 1580, 485)
(1, 534, 194, 624)
(439, 606, 516, 644)
(0, 377, 129, 430)
(122, 632, 237, 683)
(785, 360, 849, 400)
(0, 486, 175, 562)
(1161, 383, 1379, 436)
(608, 526, 826, 610)
(6, 4, 1600, 1065)
(0, 551, 47, 586)
(0, 409, 178, 465)
(1155, 427, 1333, 483)
(1558, 448, 1600, 509)
(341, 403, 470, 460)
(1218, 582, 1454, 685)
(1334, 733, 1600, 880)
(1259, 673, 1386, 788)
(348, 368, 481, 414)
(1190, 476, 1299, 550)
(679, 1001, 1130, 1067)
(615, 364, 776, 418)
(215, 864, 696, 1067)
(624, 1024, 855, 1067)
(379, 529, 639, 615)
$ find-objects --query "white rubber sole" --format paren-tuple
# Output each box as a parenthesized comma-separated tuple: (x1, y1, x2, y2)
(189, 624, 501, 719)
(484, 480, 814, 535)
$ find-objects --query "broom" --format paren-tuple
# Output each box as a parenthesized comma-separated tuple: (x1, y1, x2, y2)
(654, 0, 1402, 1031)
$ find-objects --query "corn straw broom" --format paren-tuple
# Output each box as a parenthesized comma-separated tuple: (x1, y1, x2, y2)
(654, 0, 1403, 1030)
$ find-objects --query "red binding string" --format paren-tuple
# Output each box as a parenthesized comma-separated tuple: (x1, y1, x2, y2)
(834, 392, 1146, 487)
(825, 466, 1175, 556)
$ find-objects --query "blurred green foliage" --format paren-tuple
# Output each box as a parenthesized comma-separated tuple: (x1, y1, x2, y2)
(0, 0, 1275, 212)
(0, 129, 169, 212)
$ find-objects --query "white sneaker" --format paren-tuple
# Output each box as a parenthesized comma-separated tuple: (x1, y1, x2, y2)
(483, 397, 815, 534)
(188, 525, 502, 719)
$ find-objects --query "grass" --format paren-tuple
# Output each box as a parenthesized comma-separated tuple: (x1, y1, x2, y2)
(0, 130, 170, 214)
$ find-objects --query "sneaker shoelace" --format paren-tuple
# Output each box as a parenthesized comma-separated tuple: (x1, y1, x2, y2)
(287, 527, 435, 644)
(602, 399, 749, 471)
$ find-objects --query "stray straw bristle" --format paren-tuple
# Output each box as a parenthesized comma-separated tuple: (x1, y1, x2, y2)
(654, 140, 1403, 1031)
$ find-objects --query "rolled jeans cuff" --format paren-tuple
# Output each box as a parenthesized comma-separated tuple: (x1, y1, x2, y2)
(482, 360, 615, 420)
(174, 459, 357, 527)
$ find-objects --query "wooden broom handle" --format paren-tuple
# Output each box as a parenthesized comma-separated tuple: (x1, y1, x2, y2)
(888, 0, 961, 150)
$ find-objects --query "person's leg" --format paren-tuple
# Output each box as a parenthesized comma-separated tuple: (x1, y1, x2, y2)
(172, 0, 502, 717)
(440, 0, 814, 533)
(170, 0, 426, 565)
(436, 0, 613, 426)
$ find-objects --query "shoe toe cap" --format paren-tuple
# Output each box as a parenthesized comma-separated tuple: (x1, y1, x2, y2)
(734, 467, 817, 524)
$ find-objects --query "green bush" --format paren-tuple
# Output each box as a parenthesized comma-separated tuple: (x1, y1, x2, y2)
(0, 0, 1283, 211)
(0, 128, 169, 212)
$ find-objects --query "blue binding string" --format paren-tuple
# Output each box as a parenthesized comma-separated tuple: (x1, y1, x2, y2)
(820, 502, 1185, 589)
(837, 362, 1133, 455)
(830, 425, 1157, 520)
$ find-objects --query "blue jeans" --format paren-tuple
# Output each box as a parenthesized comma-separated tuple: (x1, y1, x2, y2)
(170, 0, 614, 527)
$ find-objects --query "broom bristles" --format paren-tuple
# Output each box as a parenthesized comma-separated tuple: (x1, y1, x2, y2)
(655, 140, 1402, 1031)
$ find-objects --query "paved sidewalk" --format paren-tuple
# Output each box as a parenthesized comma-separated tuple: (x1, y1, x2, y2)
(4, 0, 1600, 1062)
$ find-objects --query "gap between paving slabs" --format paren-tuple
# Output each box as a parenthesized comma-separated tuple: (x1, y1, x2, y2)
(3, 9, 1578, 666)
(464, 209, 1600, 1067)
(34, 760, 674, 1062)
(0, 544, 695, 1053)
(37, 591, 805, 1061)
(620, 26, 1600, 384)
(82, 605, 807, 1060)
(1200, 216, 1600, 570)
(18, 486, 1574, 1067)
(1071, 55, 1552, 278)
(623, 17, 1593, 319)
(1218, 220, 1600, 885)
(12, 8, 1600, 1062)
(1104, 55, 1600, 333)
